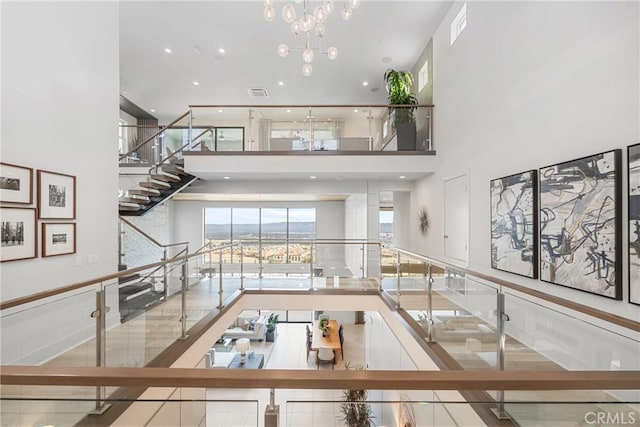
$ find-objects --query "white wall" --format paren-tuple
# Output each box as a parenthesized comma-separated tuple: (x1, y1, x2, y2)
(392, 191, 411, 248)
(411, 1, 640, 319)
(1, 2, 120, 363)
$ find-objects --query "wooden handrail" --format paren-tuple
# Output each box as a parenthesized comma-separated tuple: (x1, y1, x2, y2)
(119, 111, 190, 160)
(119, 217, 188, 249)
(386, 245, 640, 333)
(1, 366, 637, 391)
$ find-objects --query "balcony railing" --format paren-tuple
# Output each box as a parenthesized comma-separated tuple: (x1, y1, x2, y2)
(1, 242, 638, 426)
(118, 104, 435, 167)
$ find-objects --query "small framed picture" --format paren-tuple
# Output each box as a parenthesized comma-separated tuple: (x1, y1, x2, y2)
(0, 162, 33, 204)
(37, 170, 76, 219)
(42, 222, 76, 257)
(1, 207, 37, 262)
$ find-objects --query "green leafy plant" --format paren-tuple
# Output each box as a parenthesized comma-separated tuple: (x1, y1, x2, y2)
(339, 363, 374, 427)
(318, 317, 329, 333)
(384, 69, 418, 125)
(266, 313, 279, 334)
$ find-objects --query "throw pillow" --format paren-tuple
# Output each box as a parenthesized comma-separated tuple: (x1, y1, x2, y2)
(248, 320, 256, 331)
(241, 320, 250, 331)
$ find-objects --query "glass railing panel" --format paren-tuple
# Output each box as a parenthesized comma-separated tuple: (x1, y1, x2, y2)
(503, 292, 640, 393)
(432, 270, 499, 370)
(0, 288, 97, 368)
(119, 219, 164, 270)
(380, 246, 397, 291)
(189, 105, 433, 153)
(104, 269, 180, 368)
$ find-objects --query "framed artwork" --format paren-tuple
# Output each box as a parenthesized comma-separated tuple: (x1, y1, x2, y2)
(37, 170, 76, 219)
(1, 207, 37, 262)
(490, 170, 538, 278)
(42, 222, 76, 257)
(539, 149, 622, 299)
(0, 162, 33, 204)
(628, 143, 640, 305)
(215, 127, 244, 151)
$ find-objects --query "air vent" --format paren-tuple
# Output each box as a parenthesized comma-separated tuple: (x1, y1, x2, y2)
(247, 88, 270, 98)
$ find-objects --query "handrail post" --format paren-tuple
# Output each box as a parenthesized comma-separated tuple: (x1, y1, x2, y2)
(309, 242, 314, 290)
(396, 252, 401, 309)
(89, 286, 110, 415)
(240, 244, 244, 290)
(162, 248, 168, 298)
(378, 243, 383, 293)
(118, 220, 125, 268)
(218, 249, 223, 308)
(179, 258, 189, 340)
(361, 242, 365, 279)
(259, 240, 264, 279)
(208, 242, 213, 281)
(493, 292, 510, 420)
(426, 261, 434, 342)
(188, 108, 193, 150)
(264, 387, 279, 427)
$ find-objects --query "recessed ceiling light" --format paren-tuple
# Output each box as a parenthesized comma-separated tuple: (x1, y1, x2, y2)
(223, 176, 231, 180)
(399, 175, 406, 179)
(150, 109, 156, 113)
(362, 81, 369, 86)
(353, 109, 359, 113)
(278, 81, 284, 86)
(218, 48, 226, 54)
(286, 109, 291, 113)
(310, 176, 317, 179)
(122, 90, 127, 94)
(218, 109, 223, 113)
(164, 48, 172, 54)
(193, 81, 200, 86)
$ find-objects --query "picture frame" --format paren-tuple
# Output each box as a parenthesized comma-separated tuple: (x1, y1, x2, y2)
(628, 143, 640, 305)
(490, 170, 538, 279)
(42, 222, 76, 257)
(1, 207, 37, 262)
(0, 162, 33, 204)
(37, 170, 76, 219)
(539, 149, 622, 300)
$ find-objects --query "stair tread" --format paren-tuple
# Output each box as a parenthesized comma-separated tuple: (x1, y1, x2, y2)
(129, 188, 161, 196)
(119, 197, 150, 205)
(140, 180, 171, 189)
(151, 172, 181, 182)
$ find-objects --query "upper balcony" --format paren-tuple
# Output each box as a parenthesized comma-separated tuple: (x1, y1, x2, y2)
(119, 104, 435, 181)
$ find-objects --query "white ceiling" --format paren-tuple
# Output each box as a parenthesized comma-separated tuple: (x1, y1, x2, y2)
(120, 0, 453, 123)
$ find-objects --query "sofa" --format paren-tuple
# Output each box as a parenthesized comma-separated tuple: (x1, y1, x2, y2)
(208, 351, 237, 368)
(431, 315, 496, 343)
(223, 315, 266, 341)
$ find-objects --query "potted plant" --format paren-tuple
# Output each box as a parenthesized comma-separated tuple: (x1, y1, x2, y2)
(384, 69, 418, 151)
(339, 363, 374, 427)
(265, 313, 279, 342)
(318, 317, 330, 337)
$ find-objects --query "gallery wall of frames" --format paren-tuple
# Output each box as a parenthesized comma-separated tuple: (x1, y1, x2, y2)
(490, 143, 640, 306)
(1, 163, 76, 262)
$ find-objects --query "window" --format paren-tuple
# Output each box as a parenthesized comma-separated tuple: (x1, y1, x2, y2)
(450, 3, 467, 45)
(379, 209, 394, 245)
(418, 60, 429, 92)
(203, 207, 317, 264)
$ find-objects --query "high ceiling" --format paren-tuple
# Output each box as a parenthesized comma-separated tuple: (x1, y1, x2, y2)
(120, 1, 452, 122)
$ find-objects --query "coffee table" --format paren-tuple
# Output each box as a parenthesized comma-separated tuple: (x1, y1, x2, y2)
(228, 353, 264, 369)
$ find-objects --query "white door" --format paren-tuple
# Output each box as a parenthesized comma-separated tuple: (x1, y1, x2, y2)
(443, 174, 469, 264)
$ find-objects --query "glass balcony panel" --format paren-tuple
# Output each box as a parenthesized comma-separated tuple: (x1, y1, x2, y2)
(1, 288, 97, 368)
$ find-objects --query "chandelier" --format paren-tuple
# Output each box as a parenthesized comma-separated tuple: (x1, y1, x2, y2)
(263, 0, 362, 77)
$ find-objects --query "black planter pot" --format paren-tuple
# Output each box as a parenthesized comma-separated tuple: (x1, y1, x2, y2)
(396, 121, 417, 151)
(265, 331, 276, 342)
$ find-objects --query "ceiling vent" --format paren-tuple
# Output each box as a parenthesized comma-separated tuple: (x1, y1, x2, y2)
(247, 88, 270, 98)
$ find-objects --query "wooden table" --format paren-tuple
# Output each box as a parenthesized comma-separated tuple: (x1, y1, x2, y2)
(311, 320, 341, 363)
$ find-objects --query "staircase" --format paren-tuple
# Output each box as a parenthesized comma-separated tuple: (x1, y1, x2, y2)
(119, 161, 197, 216)
(118, 272, 164, 322)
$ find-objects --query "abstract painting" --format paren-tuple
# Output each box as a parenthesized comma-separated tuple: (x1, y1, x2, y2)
(629, 143, 640, 305)
(490, 170, 537, 278)
(539, 150, 621, 299)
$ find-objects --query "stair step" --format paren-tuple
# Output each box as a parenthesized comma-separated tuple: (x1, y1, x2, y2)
(129, 188, 161, 197)
(151, 172, 181, 182)
(140, 180, 171, 190)
(120, 197, 150, 204)
(119, 203, 142, 211)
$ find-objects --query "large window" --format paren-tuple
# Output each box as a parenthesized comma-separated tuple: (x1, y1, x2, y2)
(203, 207, 316, 264)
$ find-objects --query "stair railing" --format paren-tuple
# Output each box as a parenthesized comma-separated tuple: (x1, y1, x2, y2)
(119, 217, 189, 297)
(119, 111, 190, 164)
(151, 127, 213, 175)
